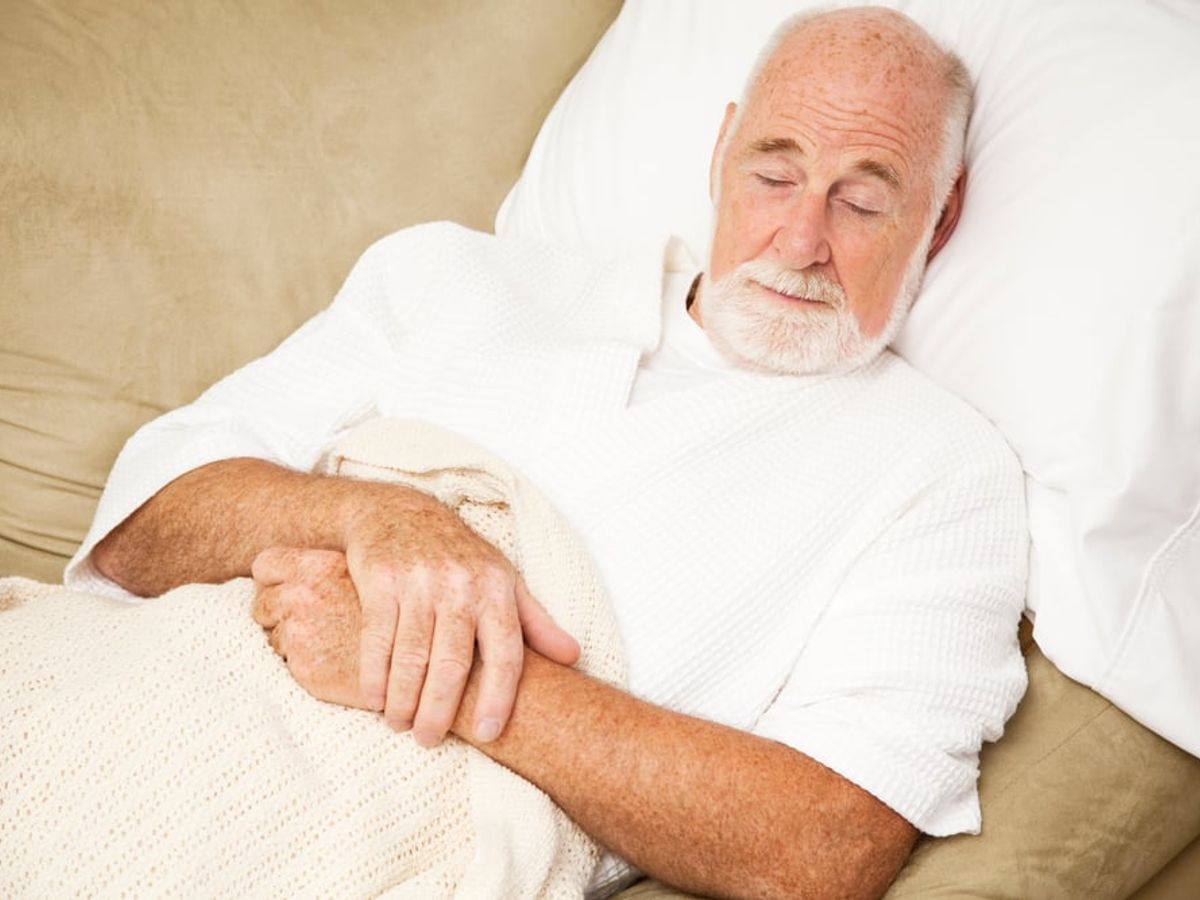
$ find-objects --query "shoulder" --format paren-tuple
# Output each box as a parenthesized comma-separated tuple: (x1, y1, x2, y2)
(350, 221, 664, 346)
(359, 221, 619, 278)
(357, 220, 495, 273)
(858, 351, 1021, 475)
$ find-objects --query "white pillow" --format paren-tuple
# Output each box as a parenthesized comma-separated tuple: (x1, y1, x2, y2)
(497, 0, 1200, 757)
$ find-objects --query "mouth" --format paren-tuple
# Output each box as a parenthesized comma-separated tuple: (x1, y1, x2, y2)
(752, 281, 829, 308)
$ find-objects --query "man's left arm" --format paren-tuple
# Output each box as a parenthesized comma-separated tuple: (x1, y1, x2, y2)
(252, 548, 915, 899)
(256, 419, 1028, 899)
(451, 426, 1028, 899)
(453, 647, 917, 900)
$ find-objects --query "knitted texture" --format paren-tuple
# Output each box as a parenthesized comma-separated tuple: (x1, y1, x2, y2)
(1, 418, 624, 898)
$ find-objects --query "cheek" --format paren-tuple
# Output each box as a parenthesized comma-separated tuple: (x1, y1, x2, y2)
(838, 235, 907, 337)
(711, 190, 772, 280)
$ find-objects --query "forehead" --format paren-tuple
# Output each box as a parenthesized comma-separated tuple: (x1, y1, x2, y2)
(739, 23, 946, 181)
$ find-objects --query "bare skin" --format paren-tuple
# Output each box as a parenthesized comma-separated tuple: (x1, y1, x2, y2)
(93, 458, 580, 746)
(252, 547, 917, 900)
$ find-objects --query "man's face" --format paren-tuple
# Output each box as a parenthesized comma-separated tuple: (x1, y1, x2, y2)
(699, 23, 957, 374)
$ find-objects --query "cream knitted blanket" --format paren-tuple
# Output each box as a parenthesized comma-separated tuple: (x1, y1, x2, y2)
(0, 418, 626, 898)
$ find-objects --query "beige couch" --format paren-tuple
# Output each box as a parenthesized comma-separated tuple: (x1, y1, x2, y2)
(2, 2, 1198, 896)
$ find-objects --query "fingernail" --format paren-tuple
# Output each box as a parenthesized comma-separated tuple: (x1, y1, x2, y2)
(475, 718, 502, 743)
(413, 731, 438, 749)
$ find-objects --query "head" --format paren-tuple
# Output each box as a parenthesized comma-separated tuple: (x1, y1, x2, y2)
(697, 7, 972, 375)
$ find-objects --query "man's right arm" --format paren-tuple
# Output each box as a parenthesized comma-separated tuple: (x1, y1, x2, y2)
(96, 453, 577, 746)
(94, 457, 371, 597)
(84, 231, 577, 746)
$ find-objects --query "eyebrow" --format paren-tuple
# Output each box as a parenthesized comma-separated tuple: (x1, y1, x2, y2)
(748, 137, 903, 191)
(851, 158, 902, 191)
(750, 137, 804, 157)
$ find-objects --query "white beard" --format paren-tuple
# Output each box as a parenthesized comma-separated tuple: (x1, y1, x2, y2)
(698, 247, 929, 376)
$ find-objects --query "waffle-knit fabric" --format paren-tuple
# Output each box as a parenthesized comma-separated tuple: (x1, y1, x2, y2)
(2, 418, 624, 897)
(65, 223, 1028, 874)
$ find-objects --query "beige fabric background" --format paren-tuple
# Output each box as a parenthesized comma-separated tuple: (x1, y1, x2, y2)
(2, 2, 1197, 896)
(0, 0, 621, 580)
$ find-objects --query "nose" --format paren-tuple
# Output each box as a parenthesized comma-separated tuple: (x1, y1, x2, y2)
(771, 193, 831, 269)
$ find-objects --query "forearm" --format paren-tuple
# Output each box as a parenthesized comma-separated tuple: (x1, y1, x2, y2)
(456, 651, 916, 900)
(93, 458, 408, 596)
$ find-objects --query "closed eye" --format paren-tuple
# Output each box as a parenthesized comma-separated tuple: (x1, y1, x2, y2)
(754, 174, 793, 188)
(840, 199, 881, 217)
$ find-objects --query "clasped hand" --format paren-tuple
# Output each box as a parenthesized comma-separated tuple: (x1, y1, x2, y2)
(250, 488, 578, 746)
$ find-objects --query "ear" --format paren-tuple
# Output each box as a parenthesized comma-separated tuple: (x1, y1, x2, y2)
(926, 168, 967, 263)
(709, 102, 738, 202)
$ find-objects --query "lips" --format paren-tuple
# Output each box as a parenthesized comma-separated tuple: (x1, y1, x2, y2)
(752, 281, 827, 307)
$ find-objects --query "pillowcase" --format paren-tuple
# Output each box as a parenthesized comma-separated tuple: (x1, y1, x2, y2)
(495, 0, 1200, 757)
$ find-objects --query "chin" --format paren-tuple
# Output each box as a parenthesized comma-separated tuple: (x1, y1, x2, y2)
(702, 282, 883, 376)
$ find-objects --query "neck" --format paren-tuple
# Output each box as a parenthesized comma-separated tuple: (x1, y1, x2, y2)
(686, 273, 704, 327)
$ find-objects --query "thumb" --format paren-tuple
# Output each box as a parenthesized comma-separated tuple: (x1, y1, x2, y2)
(515, 576, 580, 666)
(251, 546, 305, 586)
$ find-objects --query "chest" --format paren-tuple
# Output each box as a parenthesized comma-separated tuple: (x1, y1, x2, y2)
(376, 332, 903, 726)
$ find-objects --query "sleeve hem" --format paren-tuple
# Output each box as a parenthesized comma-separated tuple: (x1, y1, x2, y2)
(753, 714, 983, 837)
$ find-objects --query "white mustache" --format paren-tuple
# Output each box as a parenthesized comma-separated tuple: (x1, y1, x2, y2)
(734, 260, 846, 309)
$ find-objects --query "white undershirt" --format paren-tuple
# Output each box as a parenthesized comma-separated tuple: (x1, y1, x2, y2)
(628, 268, 735, 405)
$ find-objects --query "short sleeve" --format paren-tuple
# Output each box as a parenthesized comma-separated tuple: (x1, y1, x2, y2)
(753, 435, 1029, 836)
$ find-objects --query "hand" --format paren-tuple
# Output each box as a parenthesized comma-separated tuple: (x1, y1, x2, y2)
(251, 547, 371, 710)
(340, 486, 579, 747)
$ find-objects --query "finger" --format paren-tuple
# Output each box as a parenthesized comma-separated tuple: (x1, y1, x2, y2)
(470, 599, 525, 743)
(516, 576, 580, 666)
(383, 596, 435, 732)
(251, 546, 305, 587)
(253, 583, 284, 628)
(266, 623, 289, 660)
(353, 566, 401, 712)
(411, 604, 475, 748)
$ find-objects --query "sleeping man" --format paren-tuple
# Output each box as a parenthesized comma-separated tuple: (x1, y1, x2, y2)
(69, 7, 1027, 899)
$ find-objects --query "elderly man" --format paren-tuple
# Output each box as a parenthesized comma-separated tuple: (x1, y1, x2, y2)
(71, 8, 1026, 899)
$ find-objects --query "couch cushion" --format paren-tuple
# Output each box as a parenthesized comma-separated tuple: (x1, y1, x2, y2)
(0, 0, 621, 580)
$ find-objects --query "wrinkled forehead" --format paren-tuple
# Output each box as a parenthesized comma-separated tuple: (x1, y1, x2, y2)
(741, 15, 948, 169)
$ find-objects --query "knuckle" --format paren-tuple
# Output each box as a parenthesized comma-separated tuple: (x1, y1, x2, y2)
(483, 610, 522, 643)
(360, 630, 395, 658)
(429, 656, 471, 686)
(290, 621, 315, 647)
(251, 598, 270, 625)
(487, 654, 523, 687)
(476, 567, 514, 602)
(359, 562, 402, 596)
(475, 573, 513, 609)
(437, 595, 475, 625)
(388, 648, 431, 679)
(431, 563, 469, 597)
(312, 549, 342, 573)
(289, 656, 312, 684)
(250, 548, 278, 581)
(484, 559, 512, 587)
(292, 583, 319, 611)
